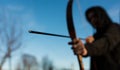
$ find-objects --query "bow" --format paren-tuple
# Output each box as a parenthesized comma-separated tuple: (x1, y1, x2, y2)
(66, 0, 84, 70)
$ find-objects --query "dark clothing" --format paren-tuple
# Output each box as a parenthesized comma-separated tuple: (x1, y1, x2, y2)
(85, 23, 120, 70)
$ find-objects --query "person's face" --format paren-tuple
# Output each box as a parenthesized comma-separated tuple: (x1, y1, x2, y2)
(87, 12, 98, 28)
(87, 12, 104, 30)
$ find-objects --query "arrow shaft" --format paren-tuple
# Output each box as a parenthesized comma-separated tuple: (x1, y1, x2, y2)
(29, 30, 85, 40)
(29, 30, 70, 38)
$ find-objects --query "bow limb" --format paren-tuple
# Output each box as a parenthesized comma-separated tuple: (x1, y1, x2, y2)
(66, 0, 84, 70)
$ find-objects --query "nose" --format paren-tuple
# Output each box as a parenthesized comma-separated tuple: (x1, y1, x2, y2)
(89, 17, 98, 28)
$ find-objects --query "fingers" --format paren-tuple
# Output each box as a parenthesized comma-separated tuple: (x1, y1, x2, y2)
(68, 38, 80, 45)
(68, 38, 85, 55)
(86, 36, 94, 43)
(68, 41, 78, 45)
(68, 38, 88, 56)
(71, 44, 84, 55)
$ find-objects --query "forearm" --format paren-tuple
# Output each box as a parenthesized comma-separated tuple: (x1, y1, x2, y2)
(85, 36, 110, 56)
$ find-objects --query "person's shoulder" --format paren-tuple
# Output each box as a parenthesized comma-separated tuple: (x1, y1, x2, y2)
(107, 23, 120, 32)
(105, 23, 120, 36)
(113, 22, 120, 25)
(110, 23, 120, 28)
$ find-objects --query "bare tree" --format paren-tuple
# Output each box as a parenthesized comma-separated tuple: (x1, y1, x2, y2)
(0, 7, 22, 70)
(15, 63, 21, 70)
(22, 54, 39, 70)
(41, 56, 54, 70)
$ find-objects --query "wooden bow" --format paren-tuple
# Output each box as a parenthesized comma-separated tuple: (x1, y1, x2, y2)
(66, 0, 84, 70)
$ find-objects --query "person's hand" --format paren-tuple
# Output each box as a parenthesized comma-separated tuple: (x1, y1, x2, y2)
(86, 36, 94, 44)
(68, 38, 87, 56)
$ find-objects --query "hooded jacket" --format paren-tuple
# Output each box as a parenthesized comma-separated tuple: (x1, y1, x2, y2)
(85, 6, 120, 70)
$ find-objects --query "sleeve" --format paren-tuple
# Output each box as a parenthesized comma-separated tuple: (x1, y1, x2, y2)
(85, 25, 120, 56)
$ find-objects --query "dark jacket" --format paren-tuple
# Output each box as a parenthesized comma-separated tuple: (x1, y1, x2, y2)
(85, 23, 120, 70)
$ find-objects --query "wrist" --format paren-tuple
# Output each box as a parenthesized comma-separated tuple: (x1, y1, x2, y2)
(82, 48, 88, 56)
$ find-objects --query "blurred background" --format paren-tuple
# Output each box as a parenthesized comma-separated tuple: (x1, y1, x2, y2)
(0, 0, 119, 70)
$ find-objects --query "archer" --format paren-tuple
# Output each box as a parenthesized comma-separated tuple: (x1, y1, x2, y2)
(69, 6, 120, 70)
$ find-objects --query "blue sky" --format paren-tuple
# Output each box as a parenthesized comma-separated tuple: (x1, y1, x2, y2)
(0, 0, 119, 70)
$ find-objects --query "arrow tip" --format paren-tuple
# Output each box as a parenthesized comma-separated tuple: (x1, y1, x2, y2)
(28, 30, 32, 33)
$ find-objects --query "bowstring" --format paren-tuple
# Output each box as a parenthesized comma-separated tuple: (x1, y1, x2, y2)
(75, 0, 87, 38)
(118, 9, 120, 24)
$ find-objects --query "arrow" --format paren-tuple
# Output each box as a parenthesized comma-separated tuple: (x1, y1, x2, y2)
(29, 30, 85, 40)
